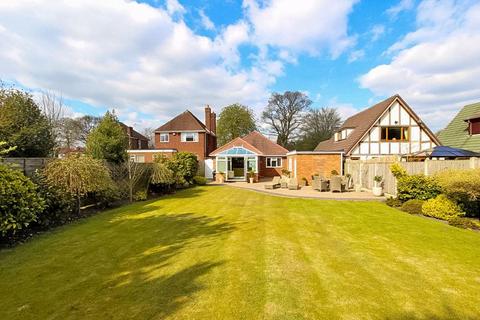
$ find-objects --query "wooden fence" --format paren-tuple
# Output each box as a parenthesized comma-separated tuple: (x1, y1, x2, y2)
(345, 157, 480, 196)
(0, 158, 50, 176)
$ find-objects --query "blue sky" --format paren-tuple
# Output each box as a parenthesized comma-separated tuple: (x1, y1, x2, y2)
(1, 0, 479, 132)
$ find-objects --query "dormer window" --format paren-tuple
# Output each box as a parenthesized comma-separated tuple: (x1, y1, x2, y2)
(334, 128, 353, 141)
(468, 117, 480, 135)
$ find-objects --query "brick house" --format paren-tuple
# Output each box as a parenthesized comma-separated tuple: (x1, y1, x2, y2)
(128, 106, 217, 175)
(120, 123, 149, 150)
(210, 131, 289, 182)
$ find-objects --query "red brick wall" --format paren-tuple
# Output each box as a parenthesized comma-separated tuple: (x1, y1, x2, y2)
(258, 156, 287, 178)
(129, 137, 149, 150)
(155, 132, 214, 161)
(288, 154, 342, 183)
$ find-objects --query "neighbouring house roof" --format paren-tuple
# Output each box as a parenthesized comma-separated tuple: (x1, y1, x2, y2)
(119, 123, 148, 141)
(210, 131, 288, 156)
(437, 102, 480, 152)
(155, 110, 207, 132)
(315, 94, 440, 155)
(408, 146, 480, 158)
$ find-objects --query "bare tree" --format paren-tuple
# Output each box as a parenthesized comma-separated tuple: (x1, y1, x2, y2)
(126, 161, 148, 202)
(261, 91, 312, 148)
(77, 115, 102, 143)
(294, 107, 342, 150)
(39, 91, 65, 152)
(39, 91, 65, 127)
(142, 127, 156, 148)
(57, 117, 82, 149)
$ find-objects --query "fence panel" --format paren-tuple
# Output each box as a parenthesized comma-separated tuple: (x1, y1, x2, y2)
(345, 157, 480, 197)
(0, 158, 50, 176)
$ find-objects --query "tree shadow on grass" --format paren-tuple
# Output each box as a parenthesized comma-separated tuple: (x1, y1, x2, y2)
(384, 305, 479, 320)
(97, 208, 236, 318)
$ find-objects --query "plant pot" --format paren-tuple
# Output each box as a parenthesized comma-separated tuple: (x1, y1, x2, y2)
(249, 177, 254, 183)
(300, 180, 307, 187)
(355, 184, 362, 192)
(372, 186, 383, 196)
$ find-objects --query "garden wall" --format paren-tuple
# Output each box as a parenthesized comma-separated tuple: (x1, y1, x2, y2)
(345, 157, 480, 196)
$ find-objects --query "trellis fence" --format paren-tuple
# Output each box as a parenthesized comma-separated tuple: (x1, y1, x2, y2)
(345, 157, 480, 196)
(0, 158, 51, 176)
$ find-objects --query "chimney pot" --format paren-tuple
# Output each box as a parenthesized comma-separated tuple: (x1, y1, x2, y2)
(205, 105, 212, 132)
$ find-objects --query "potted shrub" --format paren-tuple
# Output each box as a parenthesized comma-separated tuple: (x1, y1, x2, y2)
(217, 171, 225, 183)
(248, 170, 255, 183)
(281, 169, 291, 178)
(373, 175, 383, 196)
(300, 177, 308, 186)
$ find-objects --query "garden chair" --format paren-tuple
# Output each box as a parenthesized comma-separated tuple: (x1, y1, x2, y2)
(330, 176, 346, 193)
(312, 175, 328, 192)
(280, 176, 289, 189)
(288, 177, 300, 190)
(264, 176, 281, 189)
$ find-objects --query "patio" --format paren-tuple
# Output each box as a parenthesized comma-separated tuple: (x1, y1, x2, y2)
(213, 179, 385, 201)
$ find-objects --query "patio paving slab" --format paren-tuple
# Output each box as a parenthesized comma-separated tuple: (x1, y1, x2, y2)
(211, 180, 385, 201)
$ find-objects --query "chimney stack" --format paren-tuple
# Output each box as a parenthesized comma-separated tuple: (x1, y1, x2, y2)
(211, 111, 216, 134)
(205, 105, 212, 132)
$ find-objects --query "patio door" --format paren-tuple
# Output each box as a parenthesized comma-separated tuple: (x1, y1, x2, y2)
(230, 157, 245, 180)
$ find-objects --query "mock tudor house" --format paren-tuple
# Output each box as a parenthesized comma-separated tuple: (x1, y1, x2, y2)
(437, 102, 480, 153)
(127, 106, 217, 175)
(315, 94, 440, 159)
(210, 131, 289, 182)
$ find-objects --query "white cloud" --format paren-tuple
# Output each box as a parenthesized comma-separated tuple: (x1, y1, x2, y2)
(326, 98, 359, 121)
(166, 0, 186, 16)
(0, 0, 359, 131)
(386, 0, 415, 19)
(348, 49, 365, 63)
(243, 0, 357, 58)
(0, 0, 274, 130)
(370, 24, 385, 42)
(199, 9, 215, 31)
(360, 0, 480, 131)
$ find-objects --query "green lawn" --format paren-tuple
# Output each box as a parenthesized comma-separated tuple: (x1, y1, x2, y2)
(1, 186, 480, 319)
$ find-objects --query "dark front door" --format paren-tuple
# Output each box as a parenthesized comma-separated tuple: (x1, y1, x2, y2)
(231, 157, 245, 179)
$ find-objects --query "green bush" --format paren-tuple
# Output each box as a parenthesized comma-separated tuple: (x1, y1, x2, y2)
(390, 163, 407, 179)
(435, 169, 480, 217)
(31, 173, 75, 228)
(193, 176, 207, 185)
(401, 199, 424, 215)
(448, 216, 480, 230)
(385, 197, 402, 208)
(422, 195, 463, 220)
(0, 165, 45, 236)
(133, 190, 148, 201)
(396, 174, 441, 202)
(168, 152, 198, 184)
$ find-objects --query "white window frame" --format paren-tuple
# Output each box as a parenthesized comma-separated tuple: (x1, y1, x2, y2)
(159, 133, 169, 142)
(266, 157, 282, 168)
(181, 132, 198, 142)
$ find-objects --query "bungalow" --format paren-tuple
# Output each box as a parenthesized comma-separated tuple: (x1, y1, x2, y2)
(209, 131, 288, 182)
(315, 94, 440, 159)
(437, 102, 480, 152)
